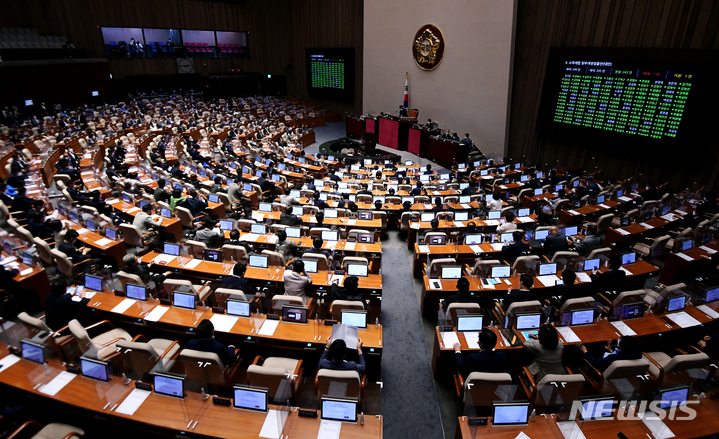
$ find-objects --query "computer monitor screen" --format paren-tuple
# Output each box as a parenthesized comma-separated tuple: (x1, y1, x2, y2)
(204, 249, 222, 262)
(21, 251, 33, 266)
(86, 220, 96, 232)
(272, 174, 280, 182)
(616, 189, 624, 198)
(126, 284, 147, 301)
(597, 195, 605, 204)
(358, 233, 374, 243)
(579, 397, 614, 420)
(173, 291, 195, 310)
(206, 194, 219, 204)
(571, 309, 594, 325)
(538, 263, 557, 276)
(259, 202, 272, 212)
(441, 266, 462, 279)
(420, 174, 430, 181)
(458, 195, 471, 204)
(164, 243, 180, 256)
(226, 299, 251, 317)
(480, 170, 489, 176)
(341, 310, 368, 329)
(292, 206, 304, 216)
(681, 240, 693, 251)
(281, 305, 308, 324)
(621, 252, 636, 265)
(219, 220, 234, 231)
(347, 264, 368, 277)
(535, 229, 549, 241)
(84, 274, 103, 292)
(249, 255, 268, 268)
(160, 208, 172, 218)
(657, 385, 690, 410)
(80, 357, 110, 381)
(321, 398, 358, 422)
(322, 231, 339, 242)
(521, 175, 529, 182)
(122, 193, 131, 203)
(358, 211, 372, 220)
(562, 226, 578, 236)
(622, 302, 644, 319)
(491, 266, 511, 278)
(500, 233, 514, 243)
(536, 172, 544, 178)
(456, 314, 483, 332)
(70, 211, 79, 223)
(516, 313, 542, 330)
(705, 287, 719, 303)
(667, 295, 686, 312)
(303, 259, 318, 273)
(314, 179, 324, 188)
(233, 386, 268, 412)
(420, 213, 435, 222)
(21, 340, 44, 364)
(363, 159, 373, 166)
(105, 227, 117, 240)
(289, 190, 301, 198)
(534, 188, 543, 196)
(154, 373, 184, 398)
(324, 209, 338, 218)
(455, 211, 469, 221)
(492, 403, 530, 426)
(460, 183, 469, 190)
(465, 234, 482, 245)
(286, 227, 301, 238)
(583, 258, 600, 271)
(518, 208, 530, 217)
(428, 235, 446, 245)
(243, 183, 253, 191)
(250, 224, 266, 235)
(488, 211, 501, 220)
(350, 164, 360, 171)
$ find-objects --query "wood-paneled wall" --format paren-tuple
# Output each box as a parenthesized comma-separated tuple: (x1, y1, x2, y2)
(0, 0, 363, 114)
(508, 0, 719, 194)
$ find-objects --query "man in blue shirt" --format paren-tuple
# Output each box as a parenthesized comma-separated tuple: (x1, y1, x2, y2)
(319, 337, 365, 375)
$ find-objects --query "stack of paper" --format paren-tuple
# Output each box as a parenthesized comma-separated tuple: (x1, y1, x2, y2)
(95, 238, 112, 246)
(240, 233, 260, 242)
(677, 253, 694, 261)
(441, 331, 460, 348)
(417, 245, 430, 253)
(183, 259, 202, 269)
(469, 245, 483, 254)
(641, 417, 675, 439)
(491, 243, 505, 251)
(616, 228, 630, 235)
(0, 354, 21, 373)
(666, 311, 701, 328)
(576, 272, 592, 283)
(611, 321, 637, 336)
(40, 371, 76, 396)
(536, 275, 560, 287)
(152, 254, 176, 265)
(344, 242, 355, 250)
(460, 204, 472, 209)
(111, 298, 137, 314)
(698, 305, 719, 319)
(699, 245, 717, 254)
(620, 267, 633, 275)
(463, 332, 480, 349)
(567, 210, 580, 215)
(257, 319, 280, 336)
(115, 389, 151, 415)
(210, 314, 239, 333)
(144, 306, 168, 322)
(639, 222, 654, 229)
(556, 326, 581, 343)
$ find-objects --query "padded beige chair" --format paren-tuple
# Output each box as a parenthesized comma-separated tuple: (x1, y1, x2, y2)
(66, 319, 133, 360)
(643, 350, 710, 385)
(213, 288, 249, 308)
(262, 249, 287, 267)
(222, 244, 248, 262)
(446, 303, 481, 326)
(315, 369, 365, 402)
(587, 247, 612, 263)
(116, 337, 180, 377)
(425, 258, 457, 277)
(271, 294, 305, 312)
(595, 213, 615, 236)
(309, 227, 330, 238)
(14, 226, 35, 246)
(520, 369, 585, 408)
(632, 235, 670, 259)
(469, 259, 503, 277)
(329, 300, 365, 321)
(33, 237, 54, 265)
(550, 251, 581, 272)
(247, 355, 303, 400)
(455, 372, 514, 407)
(424, 232, 448, 245)
(50, 248, 89, 278)
(436, 211, 454, 222)
(6, 421, 84, 439)
(579, 358, 651, 397)
(162, 279, 212, 303)
(116, 271, 147, 291)
(341, 256, 369, 272)
(185, 240, 207, 259)
(302, 253, 330, 271)
(178, 348, 240, 387)
(400, 212, 420, 232)
(119, 223, 154, 249)
(175, 206, 199, 228)
(513, 255, 540, 275)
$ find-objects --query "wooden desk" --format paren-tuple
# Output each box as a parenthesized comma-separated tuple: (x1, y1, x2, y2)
(407, 217, 538, 250)
(63, 220, 127, 267)
(105, 198, 184, 240)
(659, 240, 719, 284)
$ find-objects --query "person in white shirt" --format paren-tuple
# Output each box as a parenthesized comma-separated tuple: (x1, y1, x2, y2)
(283, 260, 313, 304)
(488, 193, 503, 211)
(496, 210, 518, 233)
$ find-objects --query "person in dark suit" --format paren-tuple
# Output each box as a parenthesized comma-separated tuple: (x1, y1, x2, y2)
(44, 279, 89, 331)
(410, 181, 424, 196)
(585, 176, 600, 198)
(423, 164, 433, 175)
(313, 191, 329, 209)
(398, 106, 408, 117)
(178, 189, 208, 217)
(573, 224, 602, 257)
(578, 336, 640, 371)
(501, 230, 530, 264)
(187, 319, 237, 365)
(280, 205, 302, 226)
(329, 171, 342, 183)
(502, 275, 537, 310)
(356, 184, 372, 196)
(153, 179, 171, 203)
(220, 262, 258, 297)
(453, 329, 507, 379)
(431, 196, 448, 213)
(26, 210, 54, 241)
(319, 337, 365, 374)
(210, 176, 226, 194)
(543, 226, 569, 258)
(304, 237, 332, 259)
(590, 254, 626, 294)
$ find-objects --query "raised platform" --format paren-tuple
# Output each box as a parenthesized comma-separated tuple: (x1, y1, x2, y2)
(319, 137, 402, 165)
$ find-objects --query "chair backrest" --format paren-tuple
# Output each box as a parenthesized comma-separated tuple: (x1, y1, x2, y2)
(262, 249, 286, 267)
(662, 352, 709, 374)
(163, 279, 198, 298)
(272, 294, 304, 312)
(178, 348, 227, 386)
(329, 300, 365, 320)
(222, 244, 248, 262)
(316, 369, 362, 400)
(14, 226, 35, 246)
(214, 288, 248, 307)
(175, 206, 195, 228)
(464, 372, 513, 406)
(550, 251, 581, 272)
(185, 240, 207, 259)
(587, 247, 612, 263)
(596, 214, 615, 235)
(116, 340, 159, 376)
(309, 227, 330, 238)
(427, 258, 457, 276)
(513, 255, 540, 275)
(603, 358, 650, 380)
(50, 249, 75, 277)
(247, 362, 295, 399)
(341, 256, 368, 272)
(33, 237, 54, 265)
(400, 212, 419, 230)
(534, 373, 585, 407)
(68, 319, 91, 346)
(471, 259, 502, 277)
(119, 223, 146, 248)
(446, 303, 481, 325)
(613, 289, 646, 307)
(559, 296, 596, 314)
(302, 253, 329, 271)
(506, 300, 542, 315)
(116, 271, 145, 291)
(17, 311, 52, 333)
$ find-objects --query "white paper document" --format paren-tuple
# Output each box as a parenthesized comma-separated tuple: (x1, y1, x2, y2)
(517, 217, 534, 223)
(700, 245, 717, 254)
(620, 267, 633, 275)
(661, 214, 676, 221)
(639, 222, 654, 229)
(115, 388, 151, 415)
(441, 331, 460, 348)
(480, 280, 495, 289)
(666, 311, 701, 328)
(576, 272, 592, 283)
(536, 275, 560, 287)
(210, 314, 239, 333)
(598, 203, 610, 209)
(469, 245, 483, 254)
(616, 228, 630, 235)
(618, 196, 632, 202)
(94, 238, 112, 246)
(317, 420, 342, 439)
(642, 417, 675, 439)
(152, 254, 176, 265)
(611, 320, 637, 336)
(251, 212, 266, 222)
(417, 245, 430, 253)
(0, 354, 21, 373)
(463, 331, 480, 349)
(259, 409, 285, 439)
(484, 220, 500, 226)
(19, 268, 34, 276)
(183, 258, 202, 269)
(410, 223, 420, 230)
(698, 305, 719, 319)
(677, 253, 694, 261)
(454, 221, 465, 227)
(77, 228, 90, 234)
(346, 219, 357, 226)
(556, 421, 586, 439)
(258, 319, 280, 336)
(460, 204, 471, 209)
(556, 326, 581, 343)
(141, 306, 167, 322)
(111, 298, 137, 314)
(240, 233, 260, 242)
(40, 371, 76, 396)
(567, 210, 580, 215)
(107, 199, 120, 204)
(491, 243, 505, 251)
(343, 242, 355, 251)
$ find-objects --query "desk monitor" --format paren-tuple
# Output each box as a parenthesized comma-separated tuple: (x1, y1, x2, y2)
(534, 229, 549, 241)
(455, 211, 469, 222)
(428, 235, 446, 245)
(621, 252, 636, 265)
(339, 182, 349, 190)
(233, 386, 268, 412)
(21, 251, 33, 266)
(456, 314, 483, 332)
(373, 196, 386, 204)
(521, 175, 529, 182)
(204, 249, 222, 262)
(491, 265, 511, 278)
(84, 274, 103, 292)
(538, 263, 557, 276)
(705, 287, 719, 303)
(578, 396, 615, 421)
(122, 193, 131, 203)
(302, 259, 318, 273)
(622, 302, 644, 320)
(258, 202, 272, 212)
(460, 183, 470, 190)
(491, 402, 530, 426)
(583, 258, 600, 271)
(281, 305, 308, 324)
(420, 174, 430, 181)
(480, 169, 489, 176)
(227, 178, 235, 186)
(172, 291, 196, 310)
(536, 172, 544, 178)
(488, 211, 501, 220)
(350, 164, 361, 171)
(465, 234, 482, 245)
(459, 195, 471, 204)
(363, 158, 373, 166)
(620, 216, 631, 227)
(249, 255, 268, 269)
(358, 233, 374, 244)
(291, 206, 304, 216)
(324, 209, 338, 219)
(173, 183, 183, 191)
(219, 219, 235, 231)
(69, 211, 79, 223)
(86, 219, 96, 232)
(321, 397, 359, 422)
(286, 227, 301, 239)
(314, 179, 325, 188)
(226, 299, 251, 317)
(322, 231, 339, 242)
(289, 190, 301, 198)
(562, 226, 578, 237)
(126, 283, 147, 301)
(243, 183, 253, 192)
(616, 189, 624, 198)
(439, 173, 450, 181)
(164, 243, 180, 256)
(570, 308, 594, 326)
(138, 200, 150, 210)
(154, 373, 185, 398)
(534, 188, 543, 196)
(656, 385, 690, 410)
(500, 233, 514, 243)
(250, 224, 267, 235)
(105, 227, 118, 240)
(420, 213, 435, 222)
(680, 240, 693, 252)
(80, 357, 110, 382)
(441, 265, 462, 279)
(661, 205, 670, 215)
(160, 208, 172, 219)
(358, 211, 373, 221)
(272, 174, 280, 182)
(597, 195, 605, 204)
(347, 264, 368, 277)
(21, 339, 44, 364)
(341, 310, 367, 329)
(667, 295, 686, 312)
(518, 208, 530, 217)
(516, 313, 542, 330)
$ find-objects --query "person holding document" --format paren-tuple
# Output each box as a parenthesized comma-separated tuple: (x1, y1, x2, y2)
(319, 337, 366, 375)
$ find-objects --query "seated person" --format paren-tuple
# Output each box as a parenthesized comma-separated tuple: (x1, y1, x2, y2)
(496, 210, 517, 233)
(330, 275, 363, 301)
(438, 277, 478, 322)
(696, 331, 719, 359)
(220, 262, 259, 298)
(44, 278, 90, 331)
(122, 254, 153, 284)
(132, 203, 162, 235)
(431, 196, 447, 213)
(501, 230, 530, 264)
(313, 191, 328, 209)
(178, 189, 207, 217)
(573, 224, 602, 257)
(194, 218, 223, 247)
(543, 226, 569, 258)
(488, 193, 503, 211)
(319, 337, 365, 375)
(26, 210, 54, 241)
(226, 228, 254, 255)
(502, 274, 537, 310)
(419, 218, 441, 242)
(280, 205, 302, 226)
(282, 260, 313, 304)
(523, 324, 565, 381)
(275, 230, 297, 260)
(58, 229, 113, 271)
(170, 189, 186, 211)
(304, 237, 332, 259)
(578, 336, 640, 371)
(453, 329, 507, 379)
(590, 254, 625, 295)
(187, 319, 238, 366)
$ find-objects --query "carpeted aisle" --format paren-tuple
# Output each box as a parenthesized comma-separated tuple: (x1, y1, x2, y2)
(380, 247, 444, 439)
